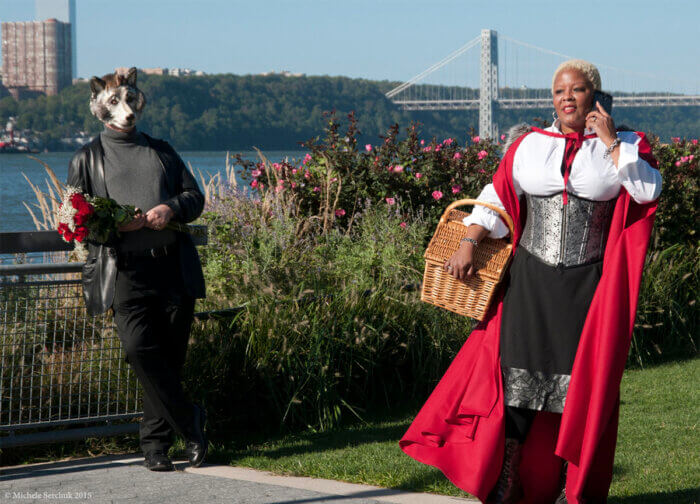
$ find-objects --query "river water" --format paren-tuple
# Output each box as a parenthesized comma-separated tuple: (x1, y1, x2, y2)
(0, 150, 304, 232)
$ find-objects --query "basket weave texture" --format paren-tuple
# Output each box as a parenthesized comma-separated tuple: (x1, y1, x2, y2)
(421, 200, 514, 321)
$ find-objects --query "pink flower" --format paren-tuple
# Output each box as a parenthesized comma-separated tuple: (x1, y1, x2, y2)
(500, 134, 506, 141)
(479, 168, 486, 173)
(399, 222, 407, 229)
(451, 185, 461, 194)
(330, 177, 338, 183)
(692, 139, 698, 145)
(291, 168, 298, 175)
(387, 165, 394, 172)
(304, 170, 311, 179)
(415, 173, 423, 179)
(290, 182, 297, 188)
(472, 136, 480, 143)
(365, 144, 372, 152)
(675, 161, 681, 167)
(423, 146, 432, 152)
(272, 162, 281, 171)
(251, 169, 262, 178)
(393, 164, 404, 173)
(432, 190, 443, 200)
(313, 186, 321, 192)
(443, 138, 454, 145)
(277, 179, 285, 186)
(335, 209, 346, 217)
(250, 179, 259, 189)
(680, 156, 689, 163)
(303, 153, 312, 163)
(435, 145, 441, 152)
(420, 140, 425, 146)
(453, 152, 462, 159)
(477, 150, 488, 160)
(275, 186, 284, 193)
(385, 197, 396, 205)
(689, 155, 695, 161)
(671, 137, 681, 143)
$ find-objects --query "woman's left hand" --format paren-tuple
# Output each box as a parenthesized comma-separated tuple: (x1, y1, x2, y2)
(586, 102, 617, 145)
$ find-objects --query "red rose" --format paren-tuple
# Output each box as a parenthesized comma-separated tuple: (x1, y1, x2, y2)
(70, 192, 87, 208)
(80, 200, 95, 216)
(57, 222, 70, 238)
(73, 226, 89, 242)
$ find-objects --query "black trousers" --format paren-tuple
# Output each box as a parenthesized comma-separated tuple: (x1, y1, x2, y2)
(112, 252, 196, 454)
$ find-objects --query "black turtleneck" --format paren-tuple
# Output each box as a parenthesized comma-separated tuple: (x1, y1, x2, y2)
(100, 127, 177, 252)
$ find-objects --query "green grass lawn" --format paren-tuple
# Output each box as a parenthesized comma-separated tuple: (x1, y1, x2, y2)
(209, 359, 699, 503)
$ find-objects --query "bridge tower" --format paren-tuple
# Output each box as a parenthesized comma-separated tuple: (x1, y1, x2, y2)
(479, 29, 498, 139)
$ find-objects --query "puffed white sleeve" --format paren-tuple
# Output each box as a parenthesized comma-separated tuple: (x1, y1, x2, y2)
(462, 183, 511, 239)
(615, 132, 662, 203)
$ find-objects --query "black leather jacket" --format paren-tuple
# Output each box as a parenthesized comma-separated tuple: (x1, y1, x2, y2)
(67, 133, 206, 315)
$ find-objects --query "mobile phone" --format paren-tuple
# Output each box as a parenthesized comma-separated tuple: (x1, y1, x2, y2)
(593, 90, 613, 114)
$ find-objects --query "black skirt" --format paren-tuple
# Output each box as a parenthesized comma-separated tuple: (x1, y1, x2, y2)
(499, 247, 603, 413)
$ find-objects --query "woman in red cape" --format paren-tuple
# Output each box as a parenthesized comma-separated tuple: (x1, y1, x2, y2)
(400, 60, 662, 504)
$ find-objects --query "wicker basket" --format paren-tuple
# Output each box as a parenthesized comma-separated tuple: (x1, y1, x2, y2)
(421, 199, 515, 321)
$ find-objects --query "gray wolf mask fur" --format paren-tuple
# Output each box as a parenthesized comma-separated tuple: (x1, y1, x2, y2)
(89, 67, 146, 131)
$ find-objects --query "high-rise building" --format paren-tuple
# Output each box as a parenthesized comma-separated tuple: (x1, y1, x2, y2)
(35, 0, 76, 79)
(1, 19, 72, 97)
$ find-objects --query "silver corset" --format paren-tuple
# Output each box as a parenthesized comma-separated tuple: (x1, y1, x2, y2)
(519, 192, 615, 267)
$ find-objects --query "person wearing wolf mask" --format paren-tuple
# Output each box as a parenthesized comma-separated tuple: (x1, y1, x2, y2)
(67, 67, 207, 472)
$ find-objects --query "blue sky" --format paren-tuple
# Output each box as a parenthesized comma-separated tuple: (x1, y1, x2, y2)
(1, 0, 699, 94)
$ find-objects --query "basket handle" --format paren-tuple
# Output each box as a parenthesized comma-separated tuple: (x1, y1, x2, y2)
(439, 198, 515, 239)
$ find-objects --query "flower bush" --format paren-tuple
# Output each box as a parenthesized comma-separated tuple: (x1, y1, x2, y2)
(232, 112, 498, 232)
(231, 113, 698, 253)
(649, 136, 699, 250)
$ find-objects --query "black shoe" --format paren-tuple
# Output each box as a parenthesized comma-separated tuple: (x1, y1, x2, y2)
(144, 451, 174, 472)
(185, 404, 208, 467)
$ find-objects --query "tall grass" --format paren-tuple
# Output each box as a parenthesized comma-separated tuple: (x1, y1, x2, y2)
(633, 244, 698, 366)
(189, 187, 471, 433)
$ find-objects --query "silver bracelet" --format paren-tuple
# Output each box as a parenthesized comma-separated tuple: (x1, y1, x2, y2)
(603, 137, 621, 159)
(460, 237, 479, 247)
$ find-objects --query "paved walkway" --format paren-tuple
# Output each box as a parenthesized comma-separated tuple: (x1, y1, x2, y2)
(0, 455, 478, 504)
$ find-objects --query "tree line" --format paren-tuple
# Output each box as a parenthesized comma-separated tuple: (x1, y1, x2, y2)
(0, 73, 696, 151)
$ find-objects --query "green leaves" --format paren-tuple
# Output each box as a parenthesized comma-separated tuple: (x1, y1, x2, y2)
(86, 196, 138, 244)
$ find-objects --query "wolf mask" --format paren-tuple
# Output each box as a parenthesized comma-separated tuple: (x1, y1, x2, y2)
(89, 67, 146, 131)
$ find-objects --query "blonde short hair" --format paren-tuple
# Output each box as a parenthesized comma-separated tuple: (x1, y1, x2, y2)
(552, 59, 601, 92)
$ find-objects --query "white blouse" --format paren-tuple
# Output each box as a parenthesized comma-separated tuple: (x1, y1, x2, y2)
(463, 124, 663, 238)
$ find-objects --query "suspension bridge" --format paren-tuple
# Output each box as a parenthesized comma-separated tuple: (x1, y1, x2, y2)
(386, 29, 700, 138)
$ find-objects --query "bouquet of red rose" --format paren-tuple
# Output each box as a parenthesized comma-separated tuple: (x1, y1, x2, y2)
(56, 186, 139, 245)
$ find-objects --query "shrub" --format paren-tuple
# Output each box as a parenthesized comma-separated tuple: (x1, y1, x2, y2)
(188, 195, 472, 433)
(633, 243, 698, 366)
(649, 136, 699, 250)
(231, 112, 497, 231)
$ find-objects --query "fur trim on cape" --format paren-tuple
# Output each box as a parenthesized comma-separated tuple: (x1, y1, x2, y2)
(502, 123, 532, 153)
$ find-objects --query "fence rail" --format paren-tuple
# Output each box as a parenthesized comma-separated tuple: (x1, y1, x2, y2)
(0, 228, 206, 449)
